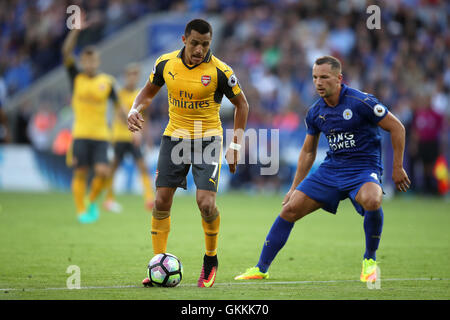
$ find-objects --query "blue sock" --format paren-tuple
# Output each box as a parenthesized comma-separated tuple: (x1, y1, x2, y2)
(363, 208, 384, 261)
(256, 215, 294, 273)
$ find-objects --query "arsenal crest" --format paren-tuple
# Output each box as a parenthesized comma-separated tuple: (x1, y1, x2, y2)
(201, 75, 211, 86)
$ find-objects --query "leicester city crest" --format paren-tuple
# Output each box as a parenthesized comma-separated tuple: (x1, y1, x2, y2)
(343, 108, 353, 120)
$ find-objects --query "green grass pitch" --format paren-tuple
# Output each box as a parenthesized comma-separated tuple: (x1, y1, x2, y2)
(0, 192, 449, 300)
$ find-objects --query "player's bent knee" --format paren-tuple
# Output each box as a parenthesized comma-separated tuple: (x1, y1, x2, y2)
(201, 206, 219, 223)
(198, 200, 216, 219)
(154, 188, 175, 211)
(94, 165, 110, 179)
(280, 204, 302, 223)
(155, 193, 173, 211)
(357, 182, 383, 211)
(361, 197, 382, 212)
(196, 193, 216, 219)
(154, 197, 172, 211)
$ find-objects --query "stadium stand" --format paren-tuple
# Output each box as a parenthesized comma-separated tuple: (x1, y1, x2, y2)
(0, 0, 448, 195)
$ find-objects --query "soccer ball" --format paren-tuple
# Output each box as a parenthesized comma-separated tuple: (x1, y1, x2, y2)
(147, 253, 183, 287)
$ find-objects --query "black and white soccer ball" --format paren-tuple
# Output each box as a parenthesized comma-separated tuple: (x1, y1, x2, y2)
(147, 253, 183, 287)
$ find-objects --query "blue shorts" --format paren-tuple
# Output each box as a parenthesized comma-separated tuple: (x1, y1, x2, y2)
(296, 164, 383, 216)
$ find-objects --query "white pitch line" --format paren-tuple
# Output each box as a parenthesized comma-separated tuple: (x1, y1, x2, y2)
(1, 277, 449, 292)
(218, 278, 450, 286)
(0, 285, 139, 291)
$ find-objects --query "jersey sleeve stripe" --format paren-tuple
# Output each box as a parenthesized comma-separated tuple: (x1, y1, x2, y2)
(345, 94, 376, 110)
(150, 59, 169, 86)
(215, 67, 240, 101)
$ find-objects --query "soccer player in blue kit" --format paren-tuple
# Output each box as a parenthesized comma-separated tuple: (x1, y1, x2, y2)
(235, 56, 411, 283)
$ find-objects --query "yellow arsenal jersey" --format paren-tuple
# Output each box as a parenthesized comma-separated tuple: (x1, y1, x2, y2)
(111, 88, 139, 142)
(149, 48, 241, 139)
(65, 58, 117, 141)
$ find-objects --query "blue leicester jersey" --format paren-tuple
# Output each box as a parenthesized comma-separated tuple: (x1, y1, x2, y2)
(305, 84, 388, 170)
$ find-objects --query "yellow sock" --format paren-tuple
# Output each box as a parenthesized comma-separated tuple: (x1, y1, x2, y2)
(202, 213, 220, 257)
(89, 175, 107, 202)
(72, 170, 87, 215)
(141, 172, 154, 202)
(104, 176, 114, 201)
(151, 215, 171, 255)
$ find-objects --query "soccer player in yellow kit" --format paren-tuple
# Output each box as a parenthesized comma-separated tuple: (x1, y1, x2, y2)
(62, 25, 126, 224)
(128, 19, 249, 287)
(103, 63, 155, 213)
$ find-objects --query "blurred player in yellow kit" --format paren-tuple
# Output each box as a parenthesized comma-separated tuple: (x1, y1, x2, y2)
(62, 20, 126, 224)
(103, 63, 155, 213)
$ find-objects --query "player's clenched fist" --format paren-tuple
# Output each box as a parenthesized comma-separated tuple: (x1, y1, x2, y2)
(128, 108, 144, 132)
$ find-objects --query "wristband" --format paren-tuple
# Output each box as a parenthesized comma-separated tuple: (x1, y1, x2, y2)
(128, 108, 139, 118)
(229, 142, 241, 151)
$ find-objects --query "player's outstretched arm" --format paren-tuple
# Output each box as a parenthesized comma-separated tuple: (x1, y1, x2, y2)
(282, 134, 319, 205)
(378, 112, 411, 192)
(225, 92, 249, 174)
(62, 29, 81, 62)
(128, 80, 161, 133)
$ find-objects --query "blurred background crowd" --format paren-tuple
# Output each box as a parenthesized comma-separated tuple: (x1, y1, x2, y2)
(0, 0, 448, 196)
